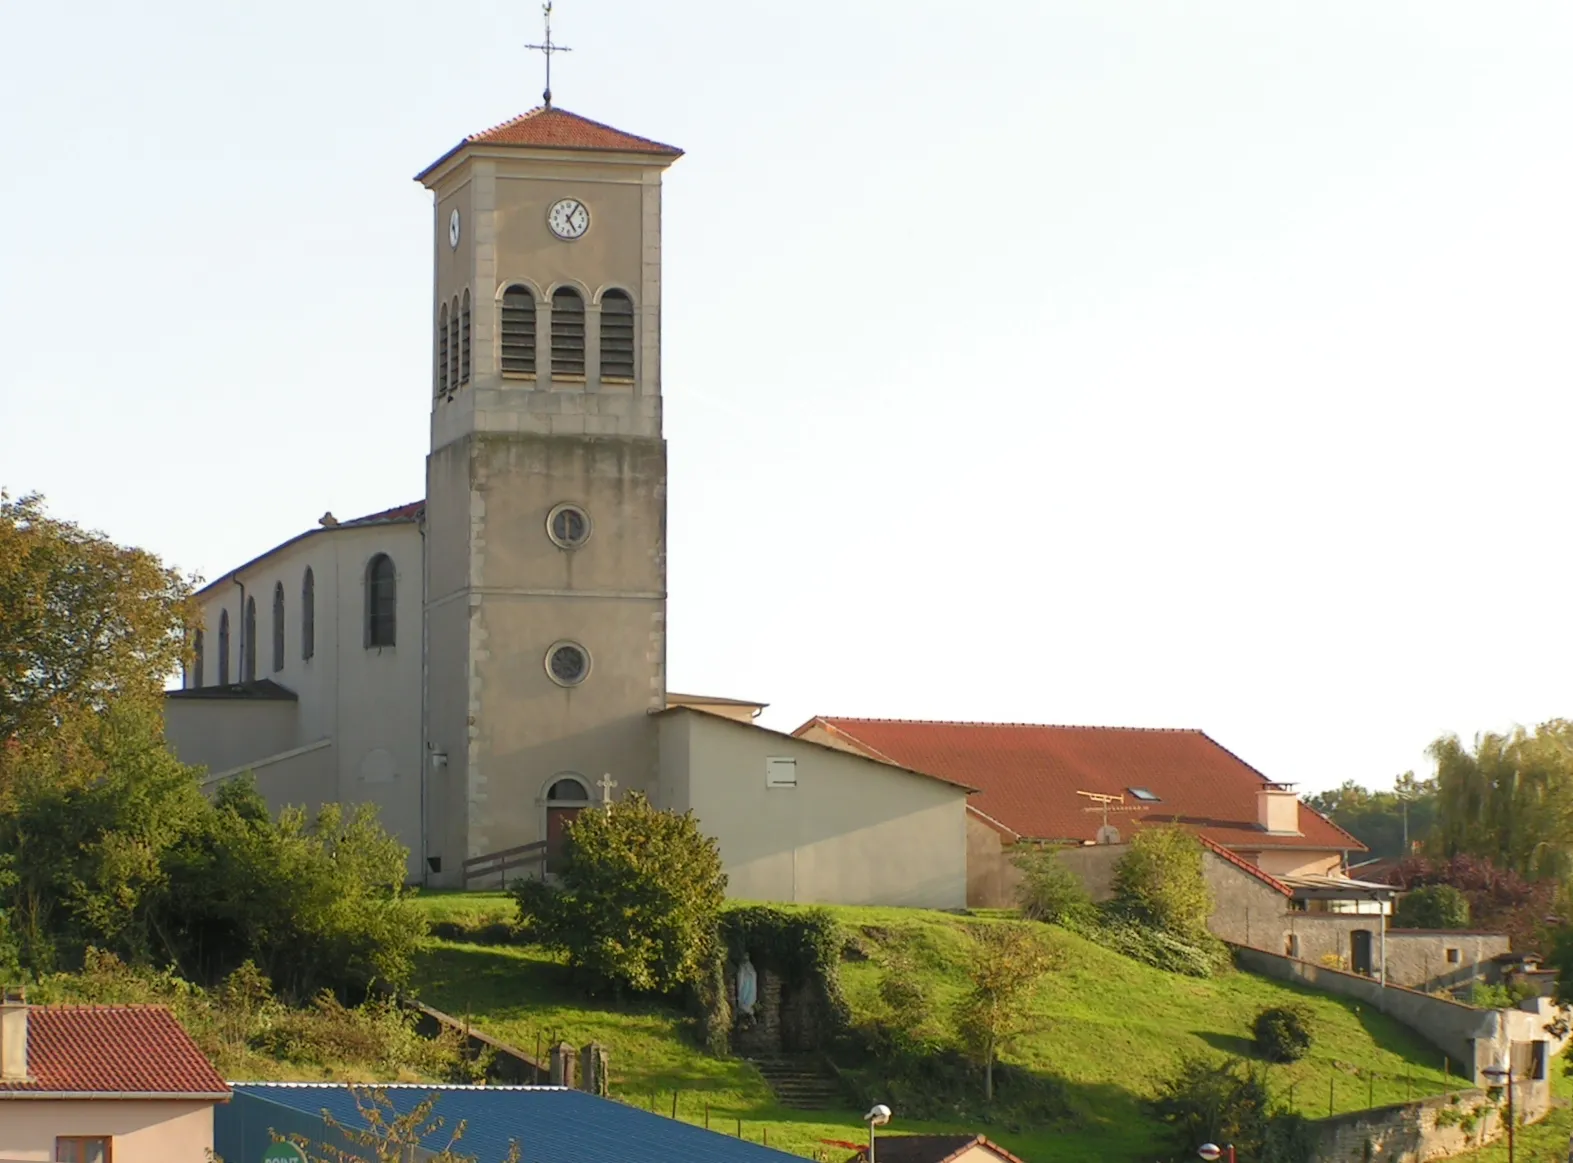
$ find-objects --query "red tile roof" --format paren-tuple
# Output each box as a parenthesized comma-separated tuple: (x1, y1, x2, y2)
(797, 718, 1364, 854)
(0, 1006, 230, 1097)
(843, 1136, 1029, 1163)
(417, 106, 682, 181)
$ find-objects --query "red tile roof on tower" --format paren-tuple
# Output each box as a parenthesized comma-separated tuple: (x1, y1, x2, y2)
(796, 718, 1364, 854)
(417, 106, 683, 180)
(0, 1006, 231, 1098)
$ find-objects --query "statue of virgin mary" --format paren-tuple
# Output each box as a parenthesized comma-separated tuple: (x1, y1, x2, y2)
(736, 954, 758, 1017)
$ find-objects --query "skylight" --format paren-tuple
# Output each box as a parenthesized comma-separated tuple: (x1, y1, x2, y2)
(1128, 787, 1162, 802)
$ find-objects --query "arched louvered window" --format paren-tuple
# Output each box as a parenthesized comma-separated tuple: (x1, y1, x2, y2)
(243, 597, 257, 682)
(437, 303, 450, 396)
(551, 287, 586, 376)
(366, 554, 396, 648)
(500, 285, 537, 375)
(302, 567, 315, 661)
(271, 583, 285, 673)
(599, 290, 635, 380)
(192, 629, 205, 688)
(218, 610, 230, 684)
(460, 289, 471, 385)
(449, 297, 460, 390)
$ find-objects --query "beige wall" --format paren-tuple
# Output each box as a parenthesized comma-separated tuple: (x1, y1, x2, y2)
(172, 522, 425, 877)
(1252, 848, 1343, 877)
(966, 815, 1017, 908)
(660, 710, 968, 909)
(0, 1099, 215, 1163)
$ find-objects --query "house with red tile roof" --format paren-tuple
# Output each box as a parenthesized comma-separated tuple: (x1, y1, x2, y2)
(0, 988, 230, 1163)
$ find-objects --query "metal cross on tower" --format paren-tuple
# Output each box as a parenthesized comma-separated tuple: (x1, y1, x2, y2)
(526, 2, 573, 108)
(596, 772, 618, 807)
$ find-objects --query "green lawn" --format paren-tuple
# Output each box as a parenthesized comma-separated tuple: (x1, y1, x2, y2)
(409, 893, 1470, 1162)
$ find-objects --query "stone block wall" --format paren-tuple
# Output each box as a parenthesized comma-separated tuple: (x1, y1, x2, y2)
(1313, 1089, 1527, 1163)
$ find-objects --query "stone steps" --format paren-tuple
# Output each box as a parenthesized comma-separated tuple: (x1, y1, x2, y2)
(748, 1056, 846, 1110)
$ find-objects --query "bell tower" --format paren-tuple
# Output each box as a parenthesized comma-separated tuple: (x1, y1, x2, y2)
(416, 105, 682, 880)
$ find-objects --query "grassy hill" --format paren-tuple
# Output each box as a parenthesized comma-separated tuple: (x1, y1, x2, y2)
(411, 893, 1467, 1162)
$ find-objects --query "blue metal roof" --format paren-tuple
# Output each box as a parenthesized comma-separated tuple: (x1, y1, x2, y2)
(220, 1083, 805, 1163)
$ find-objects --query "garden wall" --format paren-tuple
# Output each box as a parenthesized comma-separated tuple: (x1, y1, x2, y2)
(1313, 1088, 1533, 1163)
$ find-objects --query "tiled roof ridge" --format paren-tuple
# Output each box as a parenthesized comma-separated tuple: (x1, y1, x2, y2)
(1197, 835, 1293, 896)
(820, 716, 1207, 734)
(466, 105, 681, 153)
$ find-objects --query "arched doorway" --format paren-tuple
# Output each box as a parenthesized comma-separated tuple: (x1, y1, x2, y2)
(544, 775, 591, 874)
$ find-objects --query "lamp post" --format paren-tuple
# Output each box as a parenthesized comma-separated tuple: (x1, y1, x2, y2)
(1483, 1060, 1515, 1163)
(864, 1104, 892, 1163)
(1199, 1143, 1235, 1163)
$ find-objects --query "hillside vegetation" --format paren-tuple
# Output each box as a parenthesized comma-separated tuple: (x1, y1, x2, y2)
(412, 894, 1462, 1163)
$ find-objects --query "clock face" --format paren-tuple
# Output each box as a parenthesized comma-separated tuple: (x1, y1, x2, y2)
(547, 198, 590, 241)
(448, 208, 460, 249)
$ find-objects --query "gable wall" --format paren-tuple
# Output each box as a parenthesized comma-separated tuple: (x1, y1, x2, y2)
(0, 1099, 214, 1163)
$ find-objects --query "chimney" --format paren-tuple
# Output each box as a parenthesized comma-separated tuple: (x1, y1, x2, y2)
(1256, 782, 1302, 836)
(1, 987, 28, 1082)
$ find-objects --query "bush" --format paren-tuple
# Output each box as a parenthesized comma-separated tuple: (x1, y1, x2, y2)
(1111, 826, 1213, 939)
(514, 793, 726, 997)
(1013, 847, 1095, 924)
(1151, 1055, 1313, 1163)
(1252, 1005, 1313, 1063)
(1394, 884, 1471, 930)
(1068, 912, 1229, 978)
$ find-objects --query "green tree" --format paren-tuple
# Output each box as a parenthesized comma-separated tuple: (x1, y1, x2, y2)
(1151, 1055, 1313, 1163)
(1111, 826, 1212, 938)
(513, 792, 726, 996)
(1393, 884, 1470, 930)
(954, 925, 1055, 1102)
(1431, 721, 1573, 882)
(1306, 774, 1438, 860)
(1012, 846, 1094, 925)
(0, 491, 195, 744)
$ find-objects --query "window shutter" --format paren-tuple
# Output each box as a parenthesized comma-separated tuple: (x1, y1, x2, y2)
(600, 290, 635, 379)
(551, 288, 586, 376)
(500, 286, 536, 374)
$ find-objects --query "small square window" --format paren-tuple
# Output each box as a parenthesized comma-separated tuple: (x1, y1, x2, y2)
(1445, 948, 1460, 964)
(56, 1138, 110, 1163)
(766, 757, 797, 788)
(1127, 787, 1161, 802)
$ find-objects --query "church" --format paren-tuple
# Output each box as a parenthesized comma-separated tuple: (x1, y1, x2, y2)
(162, 101, 975, 908)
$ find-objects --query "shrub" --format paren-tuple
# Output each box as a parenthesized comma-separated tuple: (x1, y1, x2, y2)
(1394, 884, 1471, 930)
(1252, 1005, 1313, 1063)
(1071, 913, 1229, 978)
(1013, 847, 1095, 924)
(1151, 1055, 1313, 1163)
(1111, 826, 1213, 939)
(514, 793, 726, 996)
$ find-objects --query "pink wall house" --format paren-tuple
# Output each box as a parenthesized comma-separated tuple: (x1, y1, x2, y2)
(0, 989, 231, 1163)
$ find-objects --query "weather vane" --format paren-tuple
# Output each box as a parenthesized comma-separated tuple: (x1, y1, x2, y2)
(526, 2, 573, 109)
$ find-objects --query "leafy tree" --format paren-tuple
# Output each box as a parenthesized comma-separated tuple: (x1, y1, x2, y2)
(1111, 826, 1212, 938)
(1012, 846, 1094, 925)
(1306, 773, 1437, 860)
(1394, 884, 1471, 930)
(954, 925, 1055, 1101)
(0, 491, 195, 744)
(1152, 1055, 1314, 1163)
(513, 792, 726, 996)
(1252, 1005, 1313, 1063)
(1431, 721, 1573, 882)
(1382, 853, 1557, 953)
(283, 1087, 520, 1163)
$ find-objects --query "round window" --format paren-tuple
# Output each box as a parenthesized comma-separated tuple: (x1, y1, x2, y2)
(546, 641, 590, 686)
(547, 503, 591, 549)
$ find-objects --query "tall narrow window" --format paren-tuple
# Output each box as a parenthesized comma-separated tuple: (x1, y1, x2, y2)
(192, 629, 205, 688)
(449, 297, 460, 390)
(218, 610, 230, 684)
(551, 287, 586, 376)
(599, 290, 635, 379)
(243, 597, 257, 682)
(437, 303, 450, 395)
(460, 289, 471, 385)
(271, 582, 285, 673)
(301, 567, 315, 661)
(366, 554, 396, 648)
(500, 285, 536, 374)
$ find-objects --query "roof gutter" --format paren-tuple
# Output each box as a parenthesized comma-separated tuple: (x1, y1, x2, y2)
(0, 1090, 231, 1101)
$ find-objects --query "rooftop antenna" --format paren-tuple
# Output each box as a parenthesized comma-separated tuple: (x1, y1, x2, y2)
(1077, 790, 1149, 844)
(526, 2, 573, 109)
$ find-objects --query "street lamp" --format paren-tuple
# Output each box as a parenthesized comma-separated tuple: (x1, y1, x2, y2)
(1482, 1059, 1515, 1163)
(864, 1104, 892, 1163)
(1198, 1144, 1235, 1163)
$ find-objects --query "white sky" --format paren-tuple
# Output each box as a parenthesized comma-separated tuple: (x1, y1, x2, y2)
(2, 2, 1570, 796)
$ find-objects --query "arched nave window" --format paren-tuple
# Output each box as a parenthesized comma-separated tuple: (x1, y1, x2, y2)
(218, 610, 230, 684)
(366, 554, 396, 648)
(271, 582, 285, 673)
(301, 567, 315, 661)
(191, 629, 204, 689)
(242, 597, 257, 682)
